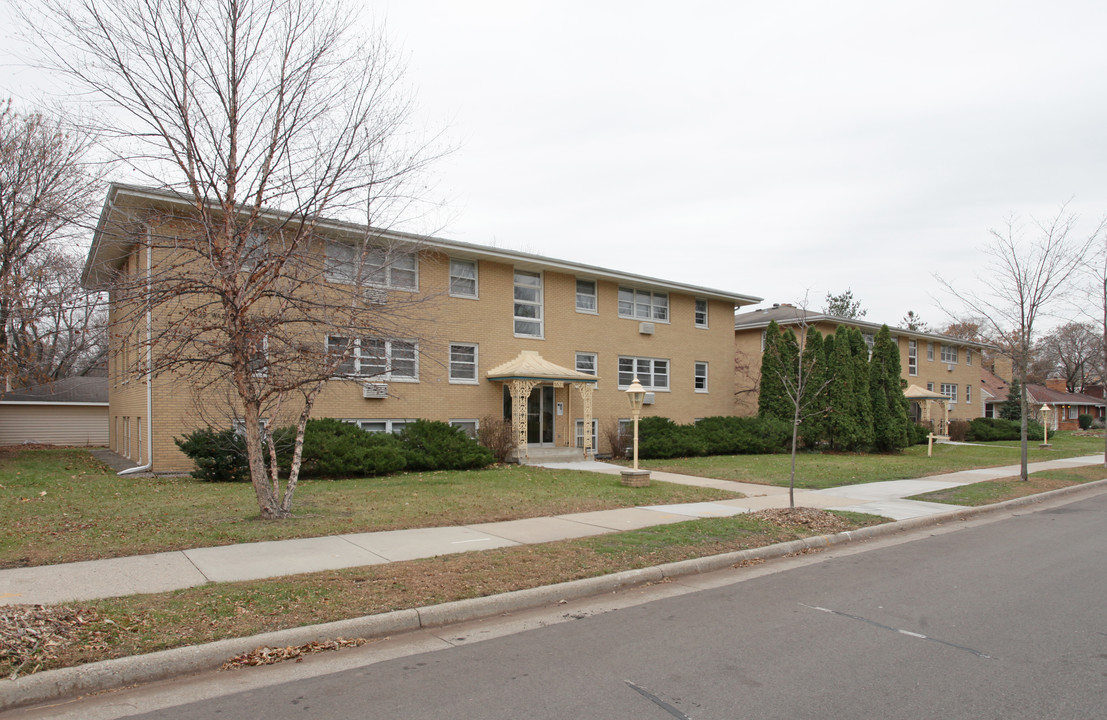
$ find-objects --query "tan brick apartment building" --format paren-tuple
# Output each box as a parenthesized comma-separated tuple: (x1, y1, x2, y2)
(734, 304, 988, 431)
(83, 185, 761, 472)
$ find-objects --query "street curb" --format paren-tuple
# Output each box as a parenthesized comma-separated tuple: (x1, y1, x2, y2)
(5, 477, 1107, 712)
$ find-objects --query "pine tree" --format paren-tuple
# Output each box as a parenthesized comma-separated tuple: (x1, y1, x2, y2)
(824, 326, 859, 450)
(1000, 378, 1023, 420)
(758, 321, 797, 422)
(869, 325, 911, 451)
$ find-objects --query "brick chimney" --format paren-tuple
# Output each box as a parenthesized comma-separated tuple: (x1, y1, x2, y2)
(1045, 378, 1068, 393)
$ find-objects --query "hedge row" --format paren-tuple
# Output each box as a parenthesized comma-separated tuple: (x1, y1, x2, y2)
(633, 415, 792, 460)
(176, 418, 493, 482)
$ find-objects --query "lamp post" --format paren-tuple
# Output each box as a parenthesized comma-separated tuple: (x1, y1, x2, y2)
(621, 376, 650, 486)
(1041, 403, 1051, 448)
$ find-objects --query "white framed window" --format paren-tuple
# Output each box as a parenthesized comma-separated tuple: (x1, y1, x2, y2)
(966, 384, 972, 404)
(348, 419, 414, 434)
(617, 286, 668, 321)
(927, 382, 934, 392)
(514, 270, 543, 337)
(940, 383, 958, 403)
(940, 344, 958, 363)
(247, 335, 268, 377)
(694, 298, 708, 328)
(760, 330, 767, 352)
(449, 258, 478, 298)
(450, 419, 479, 438)
(328, 336, 418, 381)
(325, 241, 418, 290)
(694, 361, 709, 392)
(965, 349, 973, 366)
(576, 279, 597, 313)
(575, 351, 597, 378)
(908, 339, 918, 376)
(927, 342, 934, 361)
(243, 229, 268, 269)
(863, 333, 875, 359)
(618, 356, 669, 390)
(448, 343, 478, 384)
(575, 418, 599, 449)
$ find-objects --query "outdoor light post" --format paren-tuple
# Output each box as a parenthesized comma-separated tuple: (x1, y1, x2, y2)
(1041, 403, 1051, 448)
(621, 376, 650, 486)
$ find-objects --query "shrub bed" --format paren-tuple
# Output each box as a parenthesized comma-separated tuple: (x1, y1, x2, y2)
(636, 415, 791, 460)
(966, 417, 1045, 442)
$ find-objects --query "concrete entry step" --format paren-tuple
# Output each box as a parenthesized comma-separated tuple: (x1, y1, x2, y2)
(517, 447, 588, 464)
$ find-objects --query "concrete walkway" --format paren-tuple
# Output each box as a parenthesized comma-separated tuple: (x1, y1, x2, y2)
(2, 454, 1103, 607)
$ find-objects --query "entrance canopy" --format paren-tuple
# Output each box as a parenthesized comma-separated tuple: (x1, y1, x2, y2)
(487, 350, 598, 460)
(904, 384, 950, 435)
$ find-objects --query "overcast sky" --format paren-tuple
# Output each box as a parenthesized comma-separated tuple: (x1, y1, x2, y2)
(373, 0, 1107, 327)
(4, 1, 1107, 329)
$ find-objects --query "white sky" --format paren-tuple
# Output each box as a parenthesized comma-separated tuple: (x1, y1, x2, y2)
(4, 1, 1107, 328)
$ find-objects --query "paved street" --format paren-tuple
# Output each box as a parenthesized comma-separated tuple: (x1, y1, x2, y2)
(13, 485, 1107, 719)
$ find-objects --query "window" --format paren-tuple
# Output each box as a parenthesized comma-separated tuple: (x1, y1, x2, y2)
(449, 343, 478, 384)
(325, 240, 418, 290)
(450, 419, 479, 438)
(514, 270, 543, 337)
(908, 340, 918, 376)
(247, 335, 268, 377)
(694, 299, 708, 328)
(327, 336, 418, 380)
(575, 279, 597, 313)
(617, 287, 668, 321)
(618, 356, 669, 390)
(449, 258, 478, 298)
(694, 361, 708, 392)
(760, 330, 767, 353)
(863, 333, 875, 359)
(965, 349, 973, 366)
(940, 383, 958, 403)
(575, 352, 597, 381)
(940, 344, 958, 364)
(575, 418, 599, 449)
(243, 229, 268, 269)
(927, 382, 934, 392)
(966, 384, 972, 404)
(927, 342, 934, 361)
(350, 419, 413, 434)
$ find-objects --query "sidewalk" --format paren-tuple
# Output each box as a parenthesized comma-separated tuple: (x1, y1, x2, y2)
(1, 454, 1103, 606)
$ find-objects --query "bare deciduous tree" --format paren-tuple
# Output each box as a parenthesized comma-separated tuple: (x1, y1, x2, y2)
(938, 208, 1100, 480)
(0, 101, 103, 390)
(26, 0, 443, 518)
(1041, 321, 1103, 392)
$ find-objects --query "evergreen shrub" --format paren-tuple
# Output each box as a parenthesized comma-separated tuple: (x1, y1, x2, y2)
(175, 427, 252, 482)
(965, 417, 1045, 442)
(1078, 414, 1094, 430)
(292, 417, 407, 478)
(399, 420, 494, 471)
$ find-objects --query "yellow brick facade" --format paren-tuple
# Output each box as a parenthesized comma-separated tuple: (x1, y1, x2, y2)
(90, 186, 756, 473)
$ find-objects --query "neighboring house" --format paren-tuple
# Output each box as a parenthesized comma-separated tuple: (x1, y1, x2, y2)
(82, 184, 761, 473)
(1026, 380, 1106, 431)
(980, 366, 1010, 418)
(734, 304, 988, 432)
(0, 377, 109, 446)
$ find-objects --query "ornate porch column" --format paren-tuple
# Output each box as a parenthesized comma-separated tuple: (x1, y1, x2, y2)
(575, 382, 595, 456)
(508, 379, 540, 461)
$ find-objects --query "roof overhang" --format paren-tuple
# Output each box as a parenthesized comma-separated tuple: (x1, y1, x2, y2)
(82, 184, 762, 306)
(487, 350, 599, 384)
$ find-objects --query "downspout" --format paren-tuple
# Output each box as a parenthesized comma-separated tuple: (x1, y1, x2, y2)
(119, 228, 154, 475)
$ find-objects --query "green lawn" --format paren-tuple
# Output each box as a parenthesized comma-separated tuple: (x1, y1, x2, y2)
(0, 448, 736, 568)
(636, 432, 1105, 490)
(908, 464, 1107, 506)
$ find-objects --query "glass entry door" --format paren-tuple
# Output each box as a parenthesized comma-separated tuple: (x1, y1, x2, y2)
(527, 385, 555, 445)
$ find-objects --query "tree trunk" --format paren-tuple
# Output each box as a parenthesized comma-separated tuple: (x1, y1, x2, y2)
(242, 401, 287, 519)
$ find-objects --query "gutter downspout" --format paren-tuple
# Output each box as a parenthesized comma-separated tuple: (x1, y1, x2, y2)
(119, 227, 154, 476)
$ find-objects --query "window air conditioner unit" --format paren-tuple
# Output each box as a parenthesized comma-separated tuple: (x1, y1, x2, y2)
(362, 383, 388, 399)
(643, 392, 656, 405)
(363, 286, 388, 305)
(947, 363, 955, 372)
(639, 322, 655, 335)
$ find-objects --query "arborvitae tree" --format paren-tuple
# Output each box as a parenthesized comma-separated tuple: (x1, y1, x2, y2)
(869, 325, 911, 451)
(799, 326, 827, 448)
(849, 328, 875, 450)
(1000, 378, 1023, 420)
(758, 320, 797, 421)
(824, 326, 859, 450)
